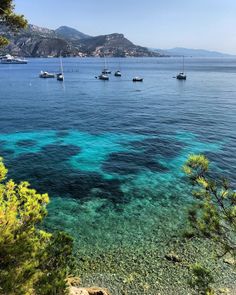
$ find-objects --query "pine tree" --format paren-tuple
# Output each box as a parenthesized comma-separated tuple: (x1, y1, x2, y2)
(0, 0, 27, 47)
(0, 157, 73, 294)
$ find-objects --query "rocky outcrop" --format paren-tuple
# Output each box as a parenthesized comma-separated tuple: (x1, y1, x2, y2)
(69, 287, 110, 295)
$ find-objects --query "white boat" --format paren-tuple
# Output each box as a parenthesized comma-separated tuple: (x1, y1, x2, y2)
(97, 54, 110, 80)
(133, 77, 143, 82)
(98, 74, 109, 80)
(176, 56, 187, 80)
(57, 73, 64, 81)
(39, 71, 55, 78)
(101, 54, 111, 74)
(1, 54, 28, 64)
(114, 70, 121, 77)
(114, 59, 122, 77)
(102, 68, 111, 74)
(57, 56, 64, 81)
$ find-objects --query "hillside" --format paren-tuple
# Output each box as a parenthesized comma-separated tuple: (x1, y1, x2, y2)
(0, 24, 161, 57)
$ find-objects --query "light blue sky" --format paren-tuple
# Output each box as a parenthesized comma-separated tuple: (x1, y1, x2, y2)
(14, 0, 236, 54)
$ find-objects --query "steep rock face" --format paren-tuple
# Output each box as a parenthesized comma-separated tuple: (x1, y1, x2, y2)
(0, 24, 161, 57)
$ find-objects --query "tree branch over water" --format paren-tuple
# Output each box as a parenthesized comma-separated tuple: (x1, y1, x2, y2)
(183, 154, 236, 257)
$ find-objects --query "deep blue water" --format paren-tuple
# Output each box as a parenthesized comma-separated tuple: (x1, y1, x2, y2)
(0, 57, 236, 247)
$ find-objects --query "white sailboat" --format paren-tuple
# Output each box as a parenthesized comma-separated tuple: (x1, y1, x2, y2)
(114, 59, 122, 77)
(102, 53, 111, 74)
(57, 56, 64, 81)
(176, 56, 187, 80)
(97, 53, 110, 80)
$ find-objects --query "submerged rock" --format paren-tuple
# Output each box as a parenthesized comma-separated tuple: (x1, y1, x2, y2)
(223, 256, 235, 266)
(164, 252, 182, 263)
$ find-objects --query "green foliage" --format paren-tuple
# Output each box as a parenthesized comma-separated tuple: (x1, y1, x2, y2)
(0, 158, 74, 295)
(183, 154, 236, 257)
(0, 0, 27, 47)
(35, 232, 74, 295)
(189, 263, 214, 295)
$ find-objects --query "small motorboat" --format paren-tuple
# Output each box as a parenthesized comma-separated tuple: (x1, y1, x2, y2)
(102, 69, 111, 74)
(133, 77, 143, 82)
(39, 71, 55, 78)
(98, 74, 109, 80)
(176, 72, 187, 80)
(114, 70, 121, 77)
(57, 73, 64, 81)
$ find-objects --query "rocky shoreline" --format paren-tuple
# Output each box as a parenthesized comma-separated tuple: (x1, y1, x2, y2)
(74, 236, 236, 295)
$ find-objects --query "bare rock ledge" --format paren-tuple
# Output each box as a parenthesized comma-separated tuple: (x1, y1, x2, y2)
(69, 287, 110, 295)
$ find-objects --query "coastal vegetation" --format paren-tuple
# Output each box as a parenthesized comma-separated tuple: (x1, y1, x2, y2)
(183, 154, 236, 294)
(0, 0, 27, 47)
(0, 158, 74, 294)
(184, 154, 236, 258)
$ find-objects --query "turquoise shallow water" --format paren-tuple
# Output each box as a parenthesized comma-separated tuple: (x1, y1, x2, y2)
(0, 57, 235, 250)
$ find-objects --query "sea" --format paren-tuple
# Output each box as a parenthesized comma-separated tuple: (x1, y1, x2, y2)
(0, 57, 236, 293)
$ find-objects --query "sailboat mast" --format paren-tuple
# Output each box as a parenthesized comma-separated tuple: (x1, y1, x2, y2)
(104, 54, 107, 69)
(60, 56, 63, 74)
(183, 55, 185, 73)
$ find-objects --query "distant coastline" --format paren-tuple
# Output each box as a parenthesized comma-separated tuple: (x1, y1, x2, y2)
(1, 23, 235, 58)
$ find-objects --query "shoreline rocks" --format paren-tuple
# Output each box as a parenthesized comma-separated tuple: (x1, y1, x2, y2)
(69, 287, 110, 295)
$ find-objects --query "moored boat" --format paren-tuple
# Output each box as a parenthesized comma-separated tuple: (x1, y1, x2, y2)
(39, 71, 55, 78)
(1, 54, 28, 64)
(56, 56, 64, 81)
(133, 77, 143, 82)
(98, 74, 109, 80)
(57, 73, 64, 81)
(176, 56, 187, 80)
(102, 69, 111, 74)
(114, 70, 121, 77)
(176, 72, 186, 80)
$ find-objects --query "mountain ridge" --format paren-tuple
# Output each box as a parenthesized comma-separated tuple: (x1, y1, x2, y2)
(0, 24, 161, 57)
(55, 26, 91, 40)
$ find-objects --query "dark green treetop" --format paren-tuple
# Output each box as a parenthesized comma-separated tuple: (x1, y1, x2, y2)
(0, 0, 27, 47)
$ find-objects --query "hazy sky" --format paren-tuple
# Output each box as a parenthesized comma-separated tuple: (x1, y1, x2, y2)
(14, 0, 236, 54)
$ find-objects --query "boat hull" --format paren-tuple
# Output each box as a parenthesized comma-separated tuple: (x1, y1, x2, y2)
(39, 72, 55, 78)
(176, 74, 187, 80)
(1, 60, 28, 64)
(102, 69, 111, 74)
(114, 71, 121, 77)
(57, 73, 64, 81)
(133, 78, 143, 82)
(99, 75, 109, 80)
